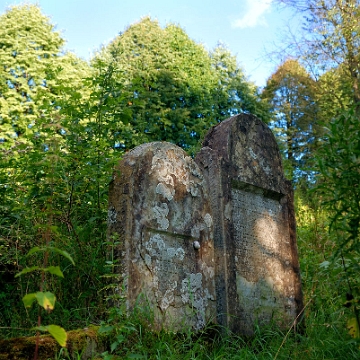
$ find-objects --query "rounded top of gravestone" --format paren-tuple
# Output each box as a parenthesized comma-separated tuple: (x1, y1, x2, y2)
(108, 141, 216, 332)
(201, 114, 287, 194)
(123, 141, 203, 181)
(125, 141, 176, 157)
(117, 141, 211, 237)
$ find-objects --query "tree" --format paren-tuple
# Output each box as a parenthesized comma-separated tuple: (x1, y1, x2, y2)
(275, 0, 360, 337)
(275, 0, 360, 113)
(210, 44, 271, 124)
(0, 4, 90, 148)
(0, 4, 91, 250)
(94, 18, 270, 152)
(0, 5, 103, 335)
(317, 63, 354, 121)
(262, 59, 320, 182)
(94, 18, 213, 151)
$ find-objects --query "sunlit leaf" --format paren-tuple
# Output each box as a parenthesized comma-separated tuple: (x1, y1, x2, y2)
(110, 341, 120, 352)
(33, 326, 47, 332)
(22, 293, 37, 308)
(26, 246, 42, 256)
(33, 325, 67, 347)
(25, 246, 75, 265)
(347, 317, 360, 339)
(47, 247, 75, 265)
(98, 325, 114, 334)
(15, 266, 40, 277)
(35, 291, 56, 311)
(45, 266, 64, 278)
(46, 324, 67, 347)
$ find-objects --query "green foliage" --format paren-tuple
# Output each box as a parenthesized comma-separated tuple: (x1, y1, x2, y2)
(316, 108, 360, 253)
(0, 4, 119, 337)
(16, 245, 74, 350)
(315, 107, 360, 339)
(34, 325, 67, 348)
(94, 18, 269, 153)
(0, 4, 90, 148)
(276, 0, 360, 109)
(95, 308, 360, 359)
(0, 6, 95, 337)
(1, 3, 359, 358)
(307, 0, 360, 106)
(270, 0, 360, 340)
(94, 17, 215, 151)
(0, 3, 62, 143)
(317, 64, 355, 121)
(21, 291, 55, 309)
(210, 44, 271, 124)
(294, 192, 360, 356)
(262, 59, 322, 183)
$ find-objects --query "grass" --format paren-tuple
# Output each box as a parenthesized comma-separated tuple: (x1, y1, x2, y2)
(94, 308, 360, 359)
(2, 193, 360, 359)
(95, 195, 360, 359)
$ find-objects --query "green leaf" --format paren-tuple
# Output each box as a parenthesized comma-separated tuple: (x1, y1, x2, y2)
(22, 293, 37, 308)
(347, 317, 360, 339)
(35, 291, 56, 311)
(50, 225, 60, 235)
(44, 266, 64, 278)
(47, 324, 67, 347)
(110, 341, 120, 352)
(116, 334, 125, 343)
(15, 266, 40, 277)
(26, 246, 42, 256)
(47, 247, 75, 265)
(98, 325, 114, 334)
(33, 326, 47, 332)
(319, 261, 330, 269)
(33, 325, 67, 347)
(25, 246, 75, 265)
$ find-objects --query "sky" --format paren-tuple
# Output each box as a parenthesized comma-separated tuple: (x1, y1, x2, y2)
(0, 0, 300, 87)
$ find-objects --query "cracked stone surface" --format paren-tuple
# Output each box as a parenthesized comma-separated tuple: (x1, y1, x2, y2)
(108, 114, 303, 336)
(195, 114, 303, 335)
(108, 142, 216, 331)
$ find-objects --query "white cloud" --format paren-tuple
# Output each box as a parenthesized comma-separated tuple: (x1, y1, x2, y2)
(232, 0, 273, 29)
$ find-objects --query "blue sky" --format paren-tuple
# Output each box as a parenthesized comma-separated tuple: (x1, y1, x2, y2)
(1, 0, 300, 87)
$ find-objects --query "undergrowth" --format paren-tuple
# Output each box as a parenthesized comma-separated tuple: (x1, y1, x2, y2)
(90, 191, 360, 359)
(94, 305, 359, 359)
(2, 192, 360, 359)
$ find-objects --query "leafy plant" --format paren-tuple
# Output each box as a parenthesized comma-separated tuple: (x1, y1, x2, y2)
(16, 246, 74, 354)
(316, 106, 360, 340)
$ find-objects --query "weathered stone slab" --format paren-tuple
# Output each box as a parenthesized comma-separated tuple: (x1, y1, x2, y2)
(196, 114, 303, 335)
(107, 142, 216, 331)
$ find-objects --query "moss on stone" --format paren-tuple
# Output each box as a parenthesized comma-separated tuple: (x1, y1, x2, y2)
(0, 325, 105, 360)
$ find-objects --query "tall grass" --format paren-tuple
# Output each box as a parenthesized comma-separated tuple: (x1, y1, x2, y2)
(94, 192, 360, 359)
(2, 191, 360, 359)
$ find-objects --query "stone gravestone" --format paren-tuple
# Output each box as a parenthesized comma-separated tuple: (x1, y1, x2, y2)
(107, 142, 216, 331)
(195, 114, 303, 335)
